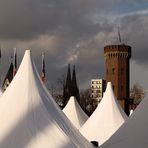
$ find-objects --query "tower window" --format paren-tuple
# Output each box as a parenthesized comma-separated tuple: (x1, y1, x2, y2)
(121, 68, 124, 74)
(112, 85, 115, 90)
(112, 68, 115, 74)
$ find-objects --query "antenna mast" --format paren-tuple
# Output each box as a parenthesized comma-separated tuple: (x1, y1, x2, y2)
(118, 26, 122, 43)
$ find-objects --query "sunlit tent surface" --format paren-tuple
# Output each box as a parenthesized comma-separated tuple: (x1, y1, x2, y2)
(63, 96, 88, 129)
(0, 88, 2, 96)
(101, 93, 148, 148)
(80, 82, 127, 145)
(0, 50, 94, 148)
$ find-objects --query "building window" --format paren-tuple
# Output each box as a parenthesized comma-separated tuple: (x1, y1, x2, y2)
(121, 68, 124, 74)
(96, 90, 100, 93)
(113, 85, 115, 90)
(112, 68, 115, 74)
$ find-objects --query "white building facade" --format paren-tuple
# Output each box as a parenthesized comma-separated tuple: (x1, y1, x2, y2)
(91, 79, 106, 107)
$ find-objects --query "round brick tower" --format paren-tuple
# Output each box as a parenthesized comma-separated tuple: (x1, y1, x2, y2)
(104, 44, 131, 115)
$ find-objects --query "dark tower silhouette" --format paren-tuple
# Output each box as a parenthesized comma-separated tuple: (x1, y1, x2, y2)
(104, 44, 131, 115)
(63, 64, 72, 106)
(63, 64, 80, 107)
(71, 65, 80, 103)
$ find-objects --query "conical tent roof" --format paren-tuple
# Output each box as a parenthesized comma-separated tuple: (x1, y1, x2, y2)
(101, 94, 148, 148)
(63, 96, 88, 129)
(80, 82, 127, 145)
(0, 88, 2, 96)
(0, 50, 94, 148)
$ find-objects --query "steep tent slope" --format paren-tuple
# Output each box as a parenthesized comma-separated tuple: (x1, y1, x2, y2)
(0, 50, 94, 148)
(63, 96, 88, 129)
(101, 95, 148, 148)
(80, 82, 127, 145)
(0, 88, 2, 96)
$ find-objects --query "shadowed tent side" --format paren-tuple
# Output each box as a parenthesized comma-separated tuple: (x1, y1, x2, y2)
(80, 82, 127, 146)
(0, 50, 95, 148)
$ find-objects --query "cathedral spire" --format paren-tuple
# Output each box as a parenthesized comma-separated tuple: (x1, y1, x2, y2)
(66, 64, 72, 88)
(63, 64, 72, 107)
(71, 65, 80, 103)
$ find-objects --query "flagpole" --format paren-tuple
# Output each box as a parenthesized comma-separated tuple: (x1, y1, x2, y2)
(118, 26, 122, 43)
(41, 52, 45, 83)
(13, 48, 17, 77)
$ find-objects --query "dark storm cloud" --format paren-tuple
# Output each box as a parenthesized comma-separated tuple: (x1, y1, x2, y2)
(0, 0, 113, 40)
(0, 0, 148, 89)
(119, 14, 148, 66)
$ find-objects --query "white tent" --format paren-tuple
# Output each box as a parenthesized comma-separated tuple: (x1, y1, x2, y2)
(0, 88, 3, 96)
(63, 96, 88, 129)
(80, 82, 127, 145)
(129, 109, 133, 116)
(101, 93, 148, 148)
(0, 50, 94, 148)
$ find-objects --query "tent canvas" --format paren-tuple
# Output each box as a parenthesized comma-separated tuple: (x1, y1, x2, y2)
(101, 93, 148, 148)
(0, 88, 2, 95)
(80, 82, 127, 145)
(0, 50, 94, 148)
(63, 96, 88, 129)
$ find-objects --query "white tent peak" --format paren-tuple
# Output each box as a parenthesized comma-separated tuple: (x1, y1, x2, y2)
(0, 50, 94, 148)
(80, 82, 127, 145)
(63, 96, 88, 129)
(129, 109, 133, 116)
(101, 89, 148, 148)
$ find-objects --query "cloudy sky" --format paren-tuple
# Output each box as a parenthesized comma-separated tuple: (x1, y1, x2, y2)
(0, 0, 148, 90)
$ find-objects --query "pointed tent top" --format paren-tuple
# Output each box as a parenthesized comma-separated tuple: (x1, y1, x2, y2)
(102, 90, 148, 148)
(0, 50, 93, 148)
(63, 96, 88, 129)
(129, 109, 133, 116)
(80, 82, 127, 145)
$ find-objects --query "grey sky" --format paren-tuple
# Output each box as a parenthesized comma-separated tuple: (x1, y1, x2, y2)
(0, 0, 148, 90)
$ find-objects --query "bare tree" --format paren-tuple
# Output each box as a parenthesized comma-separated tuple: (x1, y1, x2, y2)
(49, 83, 57, 97)
(48, 74, 66, 108)
(80, 88, 94, 116)
(130, 83, 145, 107)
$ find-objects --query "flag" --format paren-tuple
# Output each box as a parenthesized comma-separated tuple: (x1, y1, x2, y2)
(2, 62, 13, 91)
(41, 52, 45, 82)
(13, 48, 17, 77)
